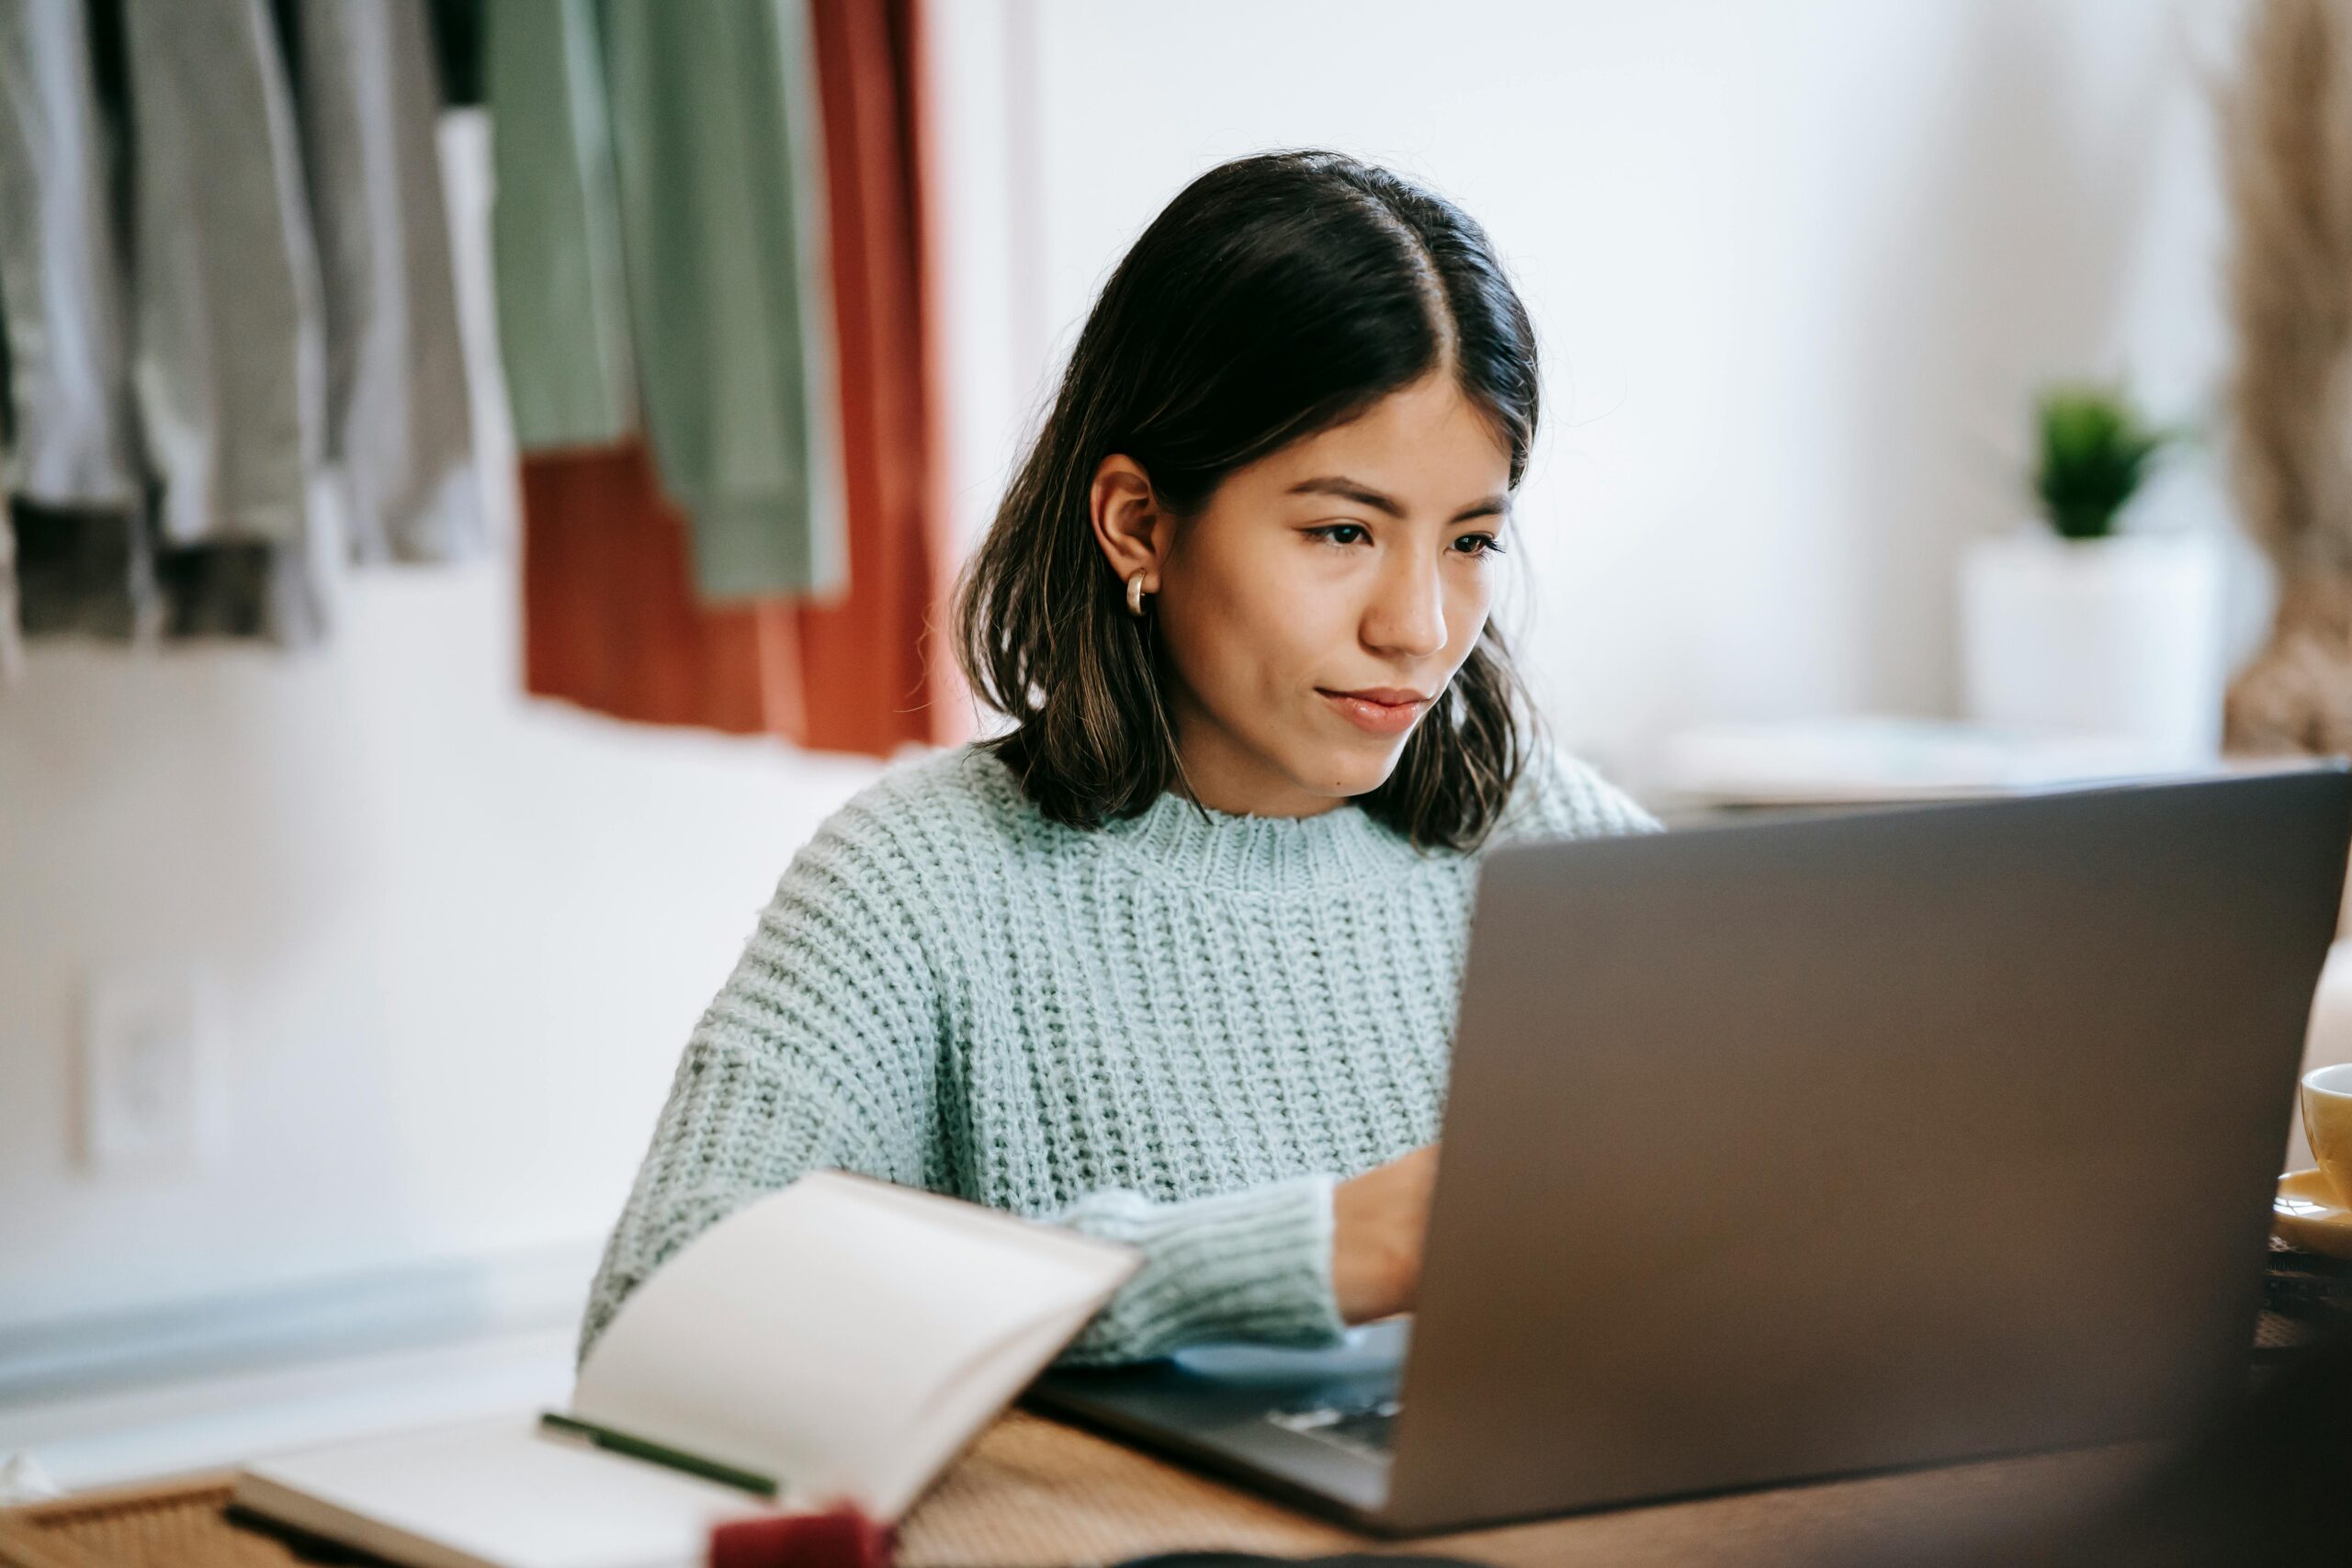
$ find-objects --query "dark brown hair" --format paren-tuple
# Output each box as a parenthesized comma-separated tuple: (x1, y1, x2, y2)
(952, 150, 1548, 852)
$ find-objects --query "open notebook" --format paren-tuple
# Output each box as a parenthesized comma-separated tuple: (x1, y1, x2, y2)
(230, 1172, 1138, 1568)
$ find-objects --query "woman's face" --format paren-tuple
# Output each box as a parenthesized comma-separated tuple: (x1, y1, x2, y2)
(1091, 372, 1514, 818)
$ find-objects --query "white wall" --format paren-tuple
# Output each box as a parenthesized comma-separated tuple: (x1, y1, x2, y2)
(0, 1, 2262, 1337)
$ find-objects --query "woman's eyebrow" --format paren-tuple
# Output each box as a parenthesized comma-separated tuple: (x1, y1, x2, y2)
(1286, 475, 1509, 524)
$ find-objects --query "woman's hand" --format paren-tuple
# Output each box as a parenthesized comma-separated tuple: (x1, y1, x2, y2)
(1330, 1142, 1439, 1324)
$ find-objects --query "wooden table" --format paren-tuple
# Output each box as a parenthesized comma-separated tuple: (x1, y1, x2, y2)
(0, 1408, 2158, 1568)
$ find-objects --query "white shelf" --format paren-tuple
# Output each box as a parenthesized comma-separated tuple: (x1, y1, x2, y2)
(0, 1325, 575, 1495)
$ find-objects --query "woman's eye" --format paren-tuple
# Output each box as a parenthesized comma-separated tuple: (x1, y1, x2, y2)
(1453, 533, 1506, 557)
(1307, 524, 1368, 547)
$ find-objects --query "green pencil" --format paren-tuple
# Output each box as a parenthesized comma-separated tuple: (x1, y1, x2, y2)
(537, 1411, 782, 1498)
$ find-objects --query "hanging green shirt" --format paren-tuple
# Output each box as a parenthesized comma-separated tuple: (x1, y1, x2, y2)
(485, 0, 637, 453)
(488, 0, 847, 604)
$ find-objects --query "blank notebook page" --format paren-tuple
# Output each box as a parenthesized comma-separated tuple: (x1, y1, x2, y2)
(238, 1414, 789, 1568)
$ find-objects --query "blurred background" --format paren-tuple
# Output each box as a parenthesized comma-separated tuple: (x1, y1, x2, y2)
(4, 0, 2347, 1495)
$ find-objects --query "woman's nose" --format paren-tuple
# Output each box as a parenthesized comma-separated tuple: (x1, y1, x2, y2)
(1363, 561, 1447, 659)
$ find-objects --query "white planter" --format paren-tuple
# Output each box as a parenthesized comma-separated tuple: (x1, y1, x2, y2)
(1959, 528, 2227, 765)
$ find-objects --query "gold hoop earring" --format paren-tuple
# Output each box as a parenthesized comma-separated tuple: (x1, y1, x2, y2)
(1126, 571, 1150, 617)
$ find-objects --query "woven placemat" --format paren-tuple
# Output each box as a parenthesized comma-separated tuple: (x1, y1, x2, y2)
(0, 1473, 285, 1568)
(896, 1413, 1362, 1564)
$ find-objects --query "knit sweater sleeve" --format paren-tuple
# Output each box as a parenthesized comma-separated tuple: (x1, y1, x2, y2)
(575, 799, 943, 1367)
(1045, 1175, 1346, 1366)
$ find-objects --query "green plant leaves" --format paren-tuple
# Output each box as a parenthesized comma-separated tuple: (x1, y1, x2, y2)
(2033, 386, 2171, 541)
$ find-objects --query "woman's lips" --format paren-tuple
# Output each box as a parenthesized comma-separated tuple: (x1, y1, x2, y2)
(1318, 689, 1430, 736)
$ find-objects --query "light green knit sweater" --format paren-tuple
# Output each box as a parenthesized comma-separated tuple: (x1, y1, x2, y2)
(580, 739, 1660, 1367)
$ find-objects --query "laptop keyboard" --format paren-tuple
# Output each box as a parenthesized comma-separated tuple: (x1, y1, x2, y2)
(1268, 1395, 1402, 1456)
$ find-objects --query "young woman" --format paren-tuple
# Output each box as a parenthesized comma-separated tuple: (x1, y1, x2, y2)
(579, 150, 1660, 1369)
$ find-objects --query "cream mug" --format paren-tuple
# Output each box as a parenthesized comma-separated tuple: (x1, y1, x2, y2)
(2301, 1063, 2352, 1205)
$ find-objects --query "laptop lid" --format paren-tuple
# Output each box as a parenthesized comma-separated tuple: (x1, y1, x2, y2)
(1382, 768, 2351, 1533)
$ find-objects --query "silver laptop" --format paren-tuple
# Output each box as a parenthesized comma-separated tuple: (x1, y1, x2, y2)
(1028, 766, 2352, 1535)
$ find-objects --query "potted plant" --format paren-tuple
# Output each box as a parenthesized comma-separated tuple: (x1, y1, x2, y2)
(1959, 386, 2227, 764)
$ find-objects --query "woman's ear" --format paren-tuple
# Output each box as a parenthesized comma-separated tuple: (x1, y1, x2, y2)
(1089, 454, 1171, 591)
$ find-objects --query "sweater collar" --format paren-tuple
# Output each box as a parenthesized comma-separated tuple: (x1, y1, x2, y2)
(1093, 784, 1436, 892)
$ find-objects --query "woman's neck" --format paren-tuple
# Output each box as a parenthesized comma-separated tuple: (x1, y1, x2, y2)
(1166, 699, 1357, 821)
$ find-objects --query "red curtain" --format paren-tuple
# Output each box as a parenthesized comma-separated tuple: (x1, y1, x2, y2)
(520, 0, 968, 759)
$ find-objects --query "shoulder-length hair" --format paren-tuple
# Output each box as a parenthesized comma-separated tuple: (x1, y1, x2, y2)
(952, 150, 1548, 852)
